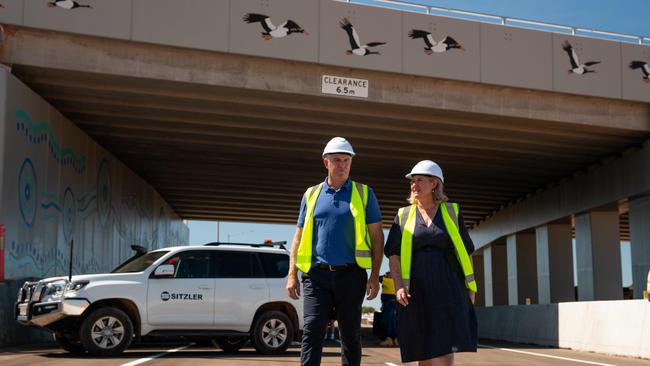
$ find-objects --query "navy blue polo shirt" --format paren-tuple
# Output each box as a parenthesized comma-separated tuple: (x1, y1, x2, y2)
(297, 178, 382, 266)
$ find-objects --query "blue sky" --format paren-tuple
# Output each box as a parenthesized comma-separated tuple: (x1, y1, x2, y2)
(189, 0, 640, 309)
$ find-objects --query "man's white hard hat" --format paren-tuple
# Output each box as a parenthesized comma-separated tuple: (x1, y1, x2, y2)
(405, 160, 444, 182)
(322, 137, 355, 157)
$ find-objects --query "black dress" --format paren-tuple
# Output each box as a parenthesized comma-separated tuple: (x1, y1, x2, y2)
(384, 205, 477, 362)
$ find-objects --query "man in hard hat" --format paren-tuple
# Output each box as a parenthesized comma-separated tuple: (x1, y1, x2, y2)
(287, 137, 384, 366)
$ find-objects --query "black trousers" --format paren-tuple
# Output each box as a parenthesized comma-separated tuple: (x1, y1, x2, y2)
(301, 266, 367, 366)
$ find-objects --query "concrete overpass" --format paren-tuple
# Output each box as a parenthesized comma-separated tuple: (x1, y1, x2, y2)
(1, 0, 649, 357)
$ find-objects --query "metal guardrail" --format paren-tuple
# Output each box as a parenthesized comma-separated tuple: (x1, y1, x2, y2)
(340, 0, 650, 45)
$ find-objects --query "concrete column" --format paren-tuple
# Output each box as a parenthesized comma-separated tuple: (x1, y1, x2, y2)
(473, 251, 485, 307)
(629, 196, 650, 299)
(536, 222, 574, 303)
(575, 210, 622, 301)
(507, 232, 538, 305)
(491, 242, 508, 305)
(483, 246, 493, 307)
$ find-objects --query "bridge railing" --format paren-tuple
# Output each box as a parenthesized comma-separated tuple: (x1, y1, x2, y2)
(339, 0, 650, 45)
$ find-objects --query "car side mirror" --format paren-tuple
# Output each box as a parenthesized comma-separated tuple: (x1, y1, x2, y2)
(154, 264, 175, 277)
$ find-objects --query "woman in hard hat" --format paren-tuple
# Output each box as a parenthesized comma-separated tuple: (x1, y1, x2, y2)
(384, 160, 477, 365)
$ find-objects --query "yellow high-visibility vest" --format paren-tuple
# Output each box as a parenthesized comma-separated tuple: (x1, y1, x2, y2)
(397, 203, 477, 292)
(296, 181, 372, 273)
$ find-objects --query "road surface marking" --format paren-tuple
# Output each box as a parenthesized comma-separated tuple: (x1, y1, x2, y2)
(385, 363, 399, 366)
(479, 344, 617, 366)
(120, 344, 192, 366)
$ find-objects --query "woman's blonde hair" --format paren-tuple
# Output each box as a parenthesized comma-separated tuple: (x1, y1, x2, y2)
(407, 176, 448, 204)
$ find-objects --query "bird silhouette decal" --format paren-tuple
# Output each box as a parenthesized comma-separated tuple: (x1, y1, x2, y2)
(408, 30, 464, 55)
(340, 18, 386, 56)
(47, 0, 92, 9)
(562, 41, 600, 75)
(243, 13, 308, 40)
(629, 61, 650, 83)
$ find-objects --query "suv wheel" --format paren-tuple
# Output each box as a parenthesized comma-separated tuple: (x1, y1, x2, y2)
(250, 311, 293, 355)
(79, 307, 133, 356)
(212, 336, 249, 352)
(54, 331, 86, 354)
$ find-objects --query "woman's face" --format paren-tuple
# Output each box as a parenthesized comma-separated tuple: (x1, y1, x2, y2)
(410, 175, 437, 200)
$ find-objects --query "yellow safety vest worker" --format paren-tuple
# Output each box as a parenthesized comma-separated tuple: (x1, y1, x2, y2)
(296, 181, 372, 273)
(397, 202, 477, 292)
(381, 276, 396, 295)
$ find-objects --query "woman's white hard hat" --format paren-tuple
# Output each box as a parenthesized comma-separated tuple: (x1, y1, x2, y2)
(405, 160, 444, 182)
(322, 137, 356, 157)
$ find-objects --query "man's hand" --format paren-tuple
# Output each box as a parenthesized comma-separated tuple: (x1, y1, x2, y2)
(286, 273, 301, 300)
(366, 276, 379, 300)
(396, 287, 410, 306)
(468, 290, 476, 304)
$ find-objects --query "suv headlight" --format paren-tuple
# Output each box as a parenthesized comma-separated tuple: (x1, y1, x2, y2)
(65, 280, 89, 293)
(40, 280, 68, 301)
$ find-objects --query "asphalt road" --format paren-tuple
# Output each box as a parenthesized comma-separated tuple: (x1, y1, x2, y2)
(1, 336, 648, 366)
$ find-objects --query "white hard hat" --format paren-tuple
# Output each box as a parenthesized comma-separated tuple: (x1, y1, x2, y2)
(405, 160, 444, 182)
(322, 137, 355, 157)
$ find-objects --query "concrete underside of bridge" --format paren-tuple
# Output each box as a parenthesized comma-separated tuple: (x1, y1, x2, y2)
(2, 27, 650, 234)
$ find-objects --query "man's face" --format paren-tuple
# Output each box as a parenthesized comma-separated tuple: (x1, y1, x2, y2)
(324, 154, 352, 181)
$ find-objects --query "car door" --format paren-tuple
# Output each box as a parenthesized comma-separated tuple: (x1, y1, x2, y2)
(212, 250, 269, 331)
(147, 249, 215, 326)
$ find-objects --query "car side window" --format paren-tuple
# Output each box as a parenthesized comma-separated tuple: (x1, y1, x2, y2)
(165, 250, 212, 279)
(259, 253, 289, 278)
(213, 251, 263, 278)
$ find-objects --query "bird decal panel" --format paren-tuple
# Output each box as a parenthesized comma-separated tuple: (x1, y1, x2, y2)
(562, 41, 600, 75)
(47, 0, 92, 10)
(629, 61, 650, 84)
(243, 13, 308, 40)
(408, 29, 464, 55)
(340, 18, 386, 56)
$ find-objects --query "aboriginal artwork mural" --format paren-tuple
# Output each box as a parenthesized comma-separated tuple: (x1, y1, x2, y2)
(47, 0, 92, 10)
(1, 73, 188, 280)
(340, 18, 386, 56)
(243, 13, 308, 40)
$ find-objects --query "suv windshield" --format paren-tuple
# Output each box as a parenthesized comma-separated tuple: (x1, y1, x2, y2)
(112, 251, 169, 273)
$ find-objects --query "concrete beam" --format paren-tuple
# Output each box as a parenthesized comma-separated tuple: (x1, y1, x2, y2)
(471, 140, 650, 249)
(2, 27, 649, 132)
(536, 222, 575, 304)
(629, 195, 650, 299)
(507, 232, 538, 305)
(575, 210, 622, 301)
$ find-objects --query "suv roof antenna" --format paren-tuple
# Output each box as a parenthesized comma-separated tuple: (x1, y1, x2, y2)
(68, 240, 74, 281)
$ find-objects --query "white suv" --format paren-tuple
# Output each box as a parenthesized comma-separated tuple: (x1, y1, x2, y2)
(15, 243, 302, 356)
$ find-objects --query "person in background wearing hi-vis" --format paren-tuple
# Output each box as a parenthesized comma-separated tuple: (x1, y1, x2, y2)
(647, 268, 650, 302)
(378, 271, 398, 347)
(286, 137, 384, 366)
(384, 160, 477, 366)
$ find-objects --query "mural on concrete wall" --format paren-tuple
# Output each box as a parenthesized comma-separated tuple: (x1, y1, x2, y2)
(408, 30, 464, 55)
(340, 18, 385, 56)
(629, 61, 650, 83)
(1, 71, 189, 280)
(243, 13, 308, 40)
(48, 0, 92, 10)
(562, 41, 601, 75)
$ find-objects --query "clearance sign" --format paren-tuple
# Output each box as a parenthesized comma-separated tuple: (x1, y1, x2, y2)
(321, 75, 369, 98)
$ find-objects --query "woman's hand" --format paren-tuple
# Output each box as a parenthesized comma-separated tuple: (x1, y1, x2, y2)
(396, 287, 410, 306)
(467, 290, 476, 304)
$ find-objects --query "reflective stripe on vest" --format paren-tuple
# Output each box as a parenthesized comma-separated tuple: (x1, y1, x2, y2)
(296, 181, 371, 273)
(398, 203, 477, 292)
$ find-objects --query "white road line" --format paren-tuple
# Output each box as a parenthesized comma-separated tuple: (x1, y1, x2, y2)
(119, 344, 192, 366)
(479, 344, 618, 366)
(385, 362, 399, 366)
